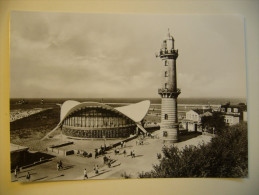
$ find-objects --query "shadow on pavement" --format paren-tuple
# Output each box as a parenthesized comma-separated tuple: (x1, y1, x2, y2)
(62, 165, 75, 170)
(50, 174, 65, 180)
(33, 176, 48, 182)
(111, 163, 121, 168)
(134, 155, 144, 158)
(89, 170, 111, 179)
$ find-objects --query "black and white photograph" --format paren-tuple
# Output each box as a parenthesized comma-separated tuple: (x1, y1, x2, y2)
(10, 11, 247, 182)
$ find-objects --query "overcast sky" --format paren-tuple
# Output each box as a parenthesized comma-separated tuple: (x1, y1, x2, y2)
(10, 12, 246, 99)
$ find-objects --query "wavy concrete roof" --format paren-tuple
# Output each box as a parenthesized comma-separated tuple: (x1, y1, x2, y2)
(42, 100, 150, 140)
(59, 100, 151, 124)
(114, 100, 150, 123)
(60, 100, 80, 121)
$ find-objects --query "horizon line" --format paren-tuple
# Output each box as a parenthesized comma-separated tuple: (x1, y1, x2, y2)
(10, 97, 247, 99)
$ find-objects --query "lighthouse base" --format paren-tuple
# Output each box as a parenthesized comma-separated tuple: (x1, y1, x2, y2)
(160, 123, 179, 143)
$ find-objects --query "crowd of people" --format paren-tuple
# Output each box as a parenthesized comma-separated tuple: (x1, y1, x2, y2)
(94, 145, 107, 158)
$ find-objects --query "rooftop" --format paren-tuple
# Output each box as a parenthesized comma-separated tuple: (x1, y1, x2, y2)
(59, 100, 151, 124)
(221, 103, 247, 110)
(10, 143, 29, 153)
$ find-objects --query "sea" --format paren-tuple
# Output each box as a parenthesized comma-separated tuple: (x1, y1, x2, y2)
(10, 97, 247, 121)
(10, 97, 246, 106)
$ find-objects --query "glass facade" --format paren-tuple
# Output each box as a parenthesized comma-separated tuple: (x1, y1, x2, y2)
(62, 107, 136, 138)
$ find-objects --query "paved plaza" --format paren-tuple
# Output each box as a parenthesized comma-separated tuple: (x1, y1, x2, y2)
(11, 133, 212, 182)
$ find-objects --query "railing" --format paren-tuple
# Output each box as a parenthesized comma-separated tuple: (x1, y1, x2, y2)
(157, 49, 179, 58)
(158, 88, 181, 94)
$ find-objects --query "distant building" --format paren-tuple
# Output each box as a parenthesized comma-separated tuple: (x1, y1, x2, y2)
(186, 109, 212, 122)
(220, 103, 247, 126)
(224, 114, 240, 126)
(16, 99, 27, 104)
(181, 109, 212, 132)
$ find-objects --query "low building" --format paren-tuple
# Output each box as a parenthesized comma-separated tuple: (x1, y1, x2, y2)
(10, 143, 29, 170)
(181, 109, 212, 132)
(186, 109, 212, 122)
(220, 103, 247, 126)
(224, 114, 240, 126)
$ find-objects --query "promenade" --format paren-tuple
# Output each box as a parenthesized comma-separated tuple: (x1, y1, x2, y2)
(11, 133, 212, 182)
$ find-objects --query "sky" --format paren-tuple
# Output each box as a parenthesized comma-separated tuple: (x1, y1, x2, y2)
(10, 12, 246, 99)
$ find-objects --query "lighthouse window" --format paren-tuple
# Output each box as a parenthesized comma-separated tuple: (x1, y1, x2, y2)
(165, 71, 168, 77)
(233, 108, 238, 113)
(164, 114, 168, 120)
(165, 60, 168, 66)
(165, 83, 168, 89)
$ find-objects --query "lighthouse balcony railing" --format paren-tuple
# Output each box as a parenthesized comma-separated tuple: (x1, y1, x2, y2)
(159, 49, 178, 56)
(158, 88, 181, 94)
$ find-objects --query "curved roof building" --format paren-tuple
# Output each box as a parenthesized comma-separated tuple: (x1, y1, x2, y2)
(48, 100, 150, 139)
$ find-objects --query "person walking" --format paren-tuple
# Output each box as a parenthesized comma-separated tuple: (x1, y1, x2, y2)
(14, 168, 18, 178)
(103, 155, 107, 165)
(132, 150, 135, 158)
(84, 169, 88, 179)
(26, 172, 30, 182)
(16, 166, 20, 174)
(57, 162, 60, 171)
(95, 165, 99, 175)
(93, 165, 98, 175)
(59, 160, 63, 169)
(95, 150, 98, 159)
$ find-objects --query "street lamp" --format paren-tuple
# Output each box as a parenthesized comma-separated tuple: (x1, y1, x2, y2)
(103, 135, 106, 148)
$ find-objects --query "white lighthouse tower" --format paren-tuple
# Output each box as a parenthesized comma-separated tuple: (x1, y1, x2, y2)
(157, 31, 180, 143)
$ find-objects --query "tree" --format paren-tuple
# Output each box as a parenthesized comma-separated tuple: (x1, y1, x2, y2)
(139, 122, 248, 178)
(201, 112, 226, 134)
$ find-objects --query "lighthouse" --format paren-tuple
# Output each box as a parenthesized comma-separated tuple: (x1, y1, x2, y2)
(157, 32, 181, 143)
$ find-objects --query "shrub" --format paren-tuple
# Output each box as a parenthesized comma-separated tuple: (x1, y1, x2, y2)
(201, 112, 226, 134)
(121, 171, 131, 179)
(139, 122, 248, 178)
